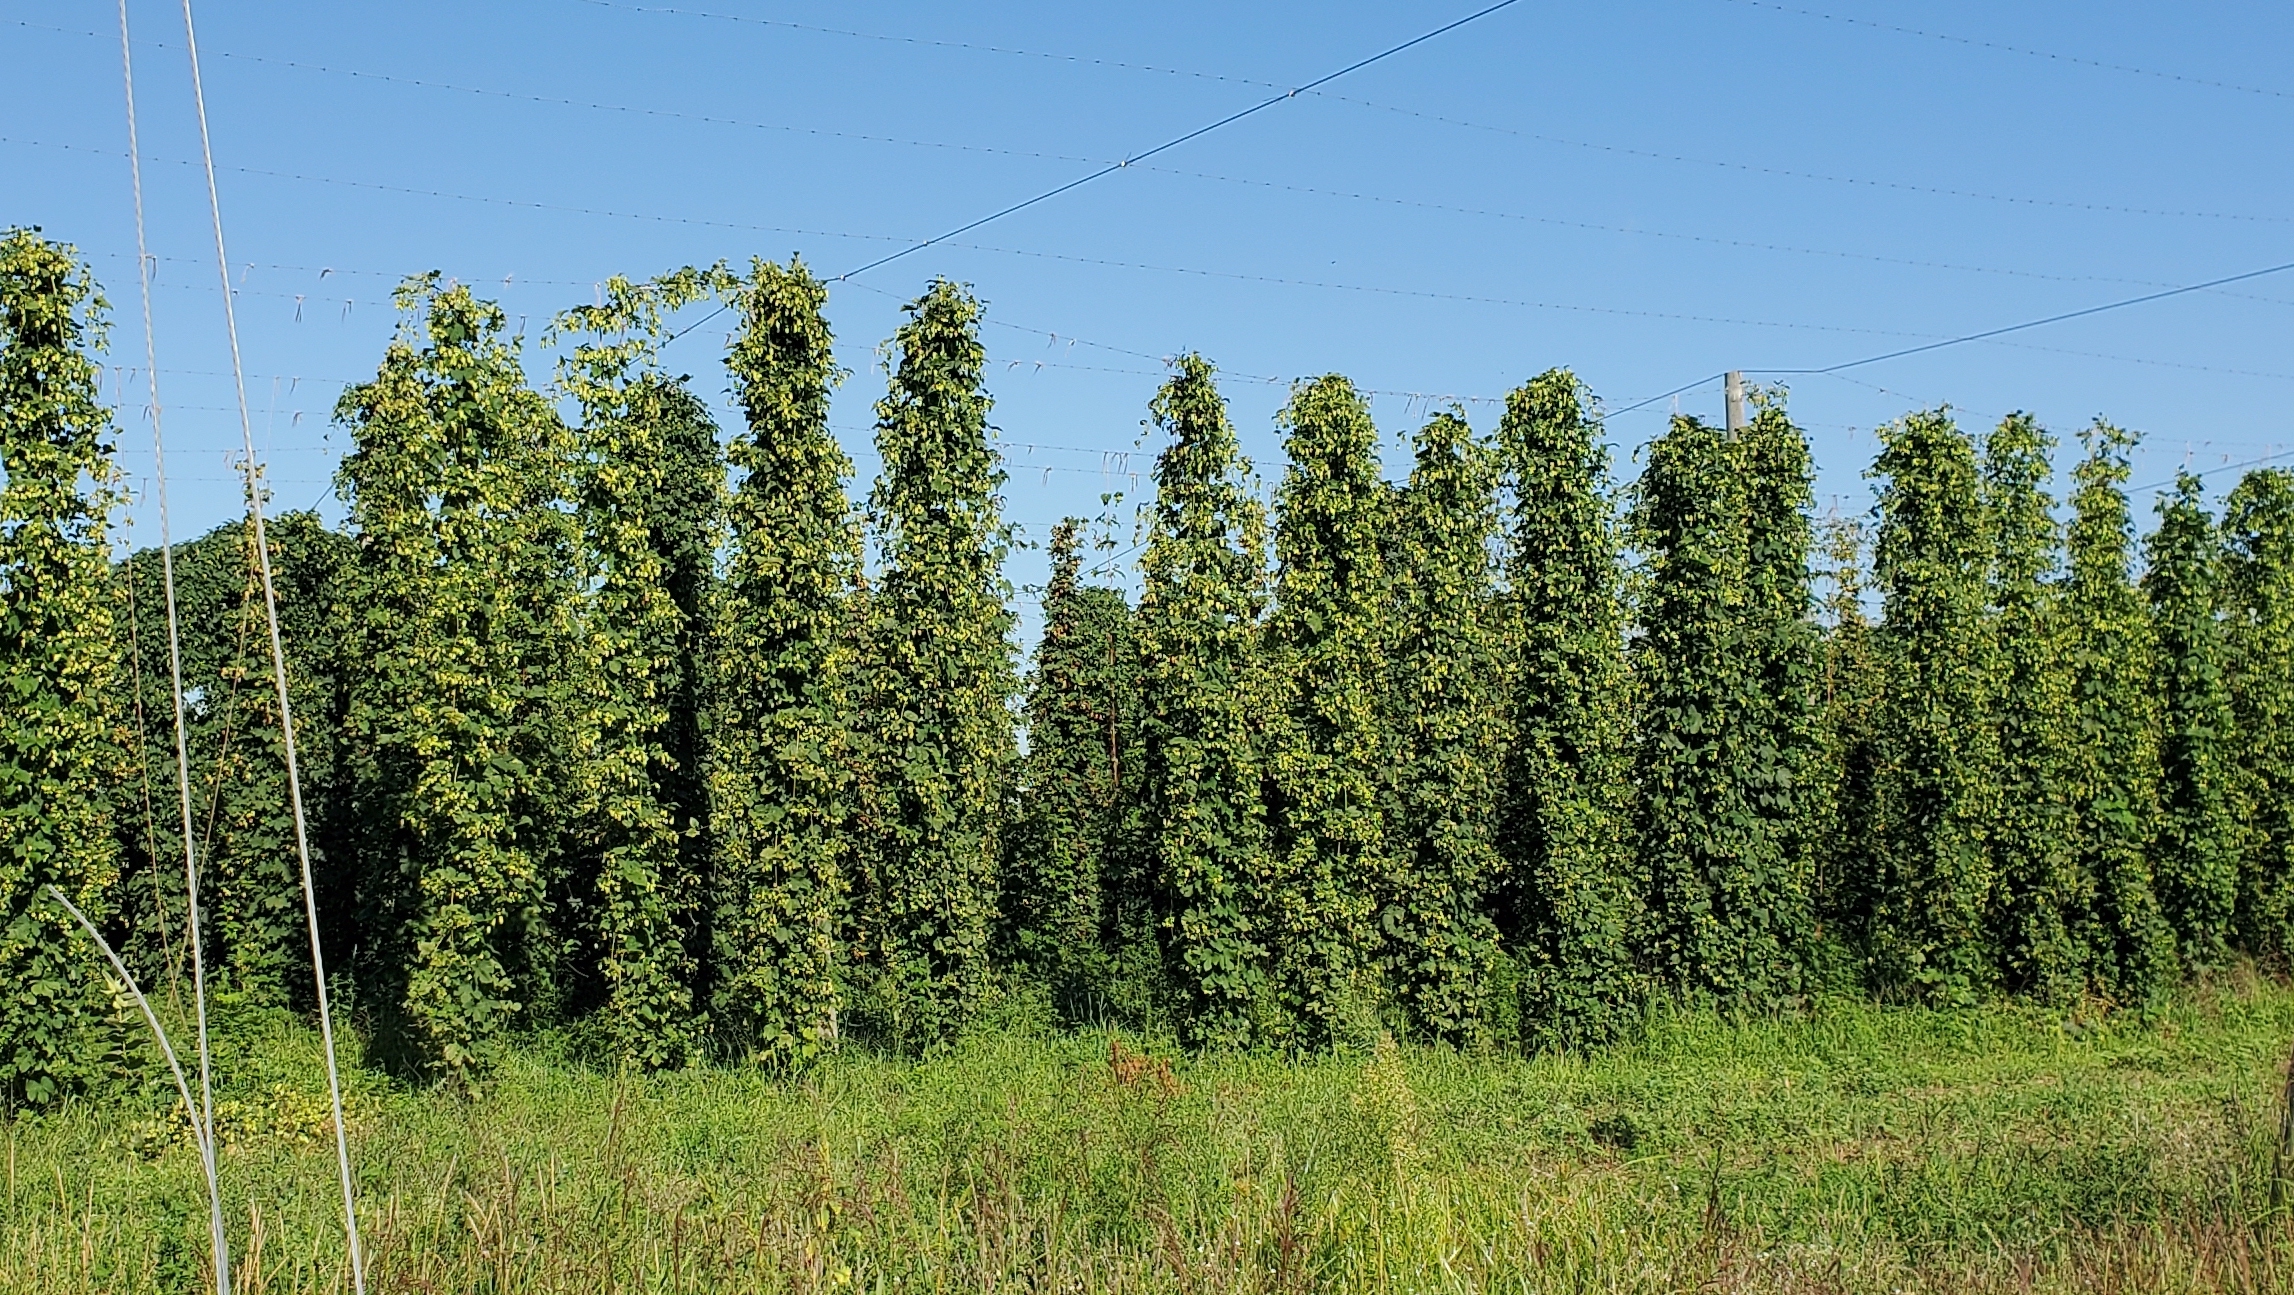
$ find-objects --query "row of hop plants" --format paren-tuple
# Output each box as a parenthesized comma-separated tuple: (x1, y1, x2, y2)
(7, 223, 2294, 1102)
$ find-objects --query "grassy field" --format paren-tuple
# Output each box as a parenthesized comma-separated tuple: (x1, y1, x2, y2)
(9, 978, 2294, 1293)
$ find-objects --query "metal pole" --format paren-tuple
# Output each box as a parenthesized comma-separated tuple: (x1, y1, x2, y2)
(1724, 370, 1747, 433)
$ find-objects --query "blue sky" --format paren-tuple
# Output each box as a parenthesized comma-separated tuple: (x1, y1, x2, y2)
(8, 0, 2291, 623)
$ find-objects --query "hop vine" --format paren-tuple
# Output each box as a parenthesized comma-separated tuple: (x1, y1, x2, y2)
(1493, 371, 1640, 1047)
(0, 229, 126, 1110)
(850, 279, 1017, 1049)
(709, 257, 857, 1064)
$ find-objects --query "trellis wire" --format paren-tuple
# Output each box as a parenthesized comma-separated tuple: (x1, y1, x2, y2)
(177, 0, 366, 1287)
(115, 3, 228, 1289)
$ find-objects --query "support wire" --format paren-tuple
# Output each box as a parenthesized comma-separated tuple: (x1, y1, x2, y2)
(115, 5, 228, 1290)
(176, 1, 366, 1287)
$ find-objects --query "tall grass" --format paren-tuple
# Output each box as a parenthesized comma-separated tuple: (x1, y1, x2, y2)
(8, 978, 2294, 1293)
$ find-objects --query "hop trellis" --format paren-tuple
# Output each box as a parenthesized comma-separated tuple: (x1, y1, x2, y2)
(9, 231, 2294, 1101)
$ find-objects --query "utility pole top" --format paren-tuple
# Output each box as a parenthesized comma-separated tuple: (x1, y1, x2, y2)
(1724, 371, 1747, 434)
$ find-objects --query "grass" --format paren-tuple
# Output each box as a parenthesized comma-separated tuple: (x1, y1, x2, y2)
(8, 977, 2294, 1293)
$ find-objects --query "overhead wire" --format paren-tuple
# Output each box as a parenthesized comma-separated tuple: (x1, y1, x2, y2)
(1610, 257, 2294, 420)
(831, 0, 1529, 281)
(39, 12, 2287, 485)
(2132, 448, 2294, 494)
(26, 129, 2293, 395)
(28, 14, 2294, 296)
(1308, 91, 2294, 225)
(175, 1, 366, 1288)
(1757, 257, 2294, 378)
(662, 0, 1532, 341)
(568, 0, 1293, 92)
(1711, 0, 2294, 104)
(277, 7, 2289, 226)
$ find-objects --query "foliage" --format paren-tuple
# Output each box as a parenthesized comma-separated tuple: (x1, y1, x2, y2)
(110, 514, 347, 1010)
(708, 257, 857, 1065)
(1136, 354, 1273, 1048)
(2143, 472, 2238, 970)
(1982, 414, 2082, 999)
(1380, 409, 1505, 1043)
(1262, 375, 1391, 1046)
(1862, 409, 1997, 1002)
(2220, 468, 2294, 961)
(551, 266, 724, 1069)
(30, 240, 2294, 1116)
(1492, 371, 1640, 1047)
(1007, 518, 1143, 1021)
(1734, 398, 1824, 985)
(851, 279, 1016, 1049)
(203, 519, 341, 1010)
(1629, 406, 1814, 1008)
(2060, 421, 2175, 1004)
(333, 276, 584, 1084)
(1810, 512, 1882, 962)
(0, 228, 125, 1109)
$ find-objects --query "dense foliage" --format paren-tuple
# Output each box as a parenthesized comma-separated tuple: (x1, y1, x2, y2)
(1983, 413, 2084, 1000)
(2145, 473, 2239, 970)
(112, 514, 347, 1011)
(1007, 519, 1144, 1021)
(1380, 410, 1505, 1044)
(553, 269, 722, 1068)
(333, 277, 584, 1084)
(1629, 407, 1816, 1007)
(1135, 355, 1274, 1048)
(850, 280, 1017, 1049)
(0, 229, 126, 1109)
(706, 257, 858, 1066)
(1863, 409, 1996, 1002)
(2223, 469, 2294, 962)
(14, 233, 2294, 1104)
(1492, 371, 1639, 1047)
(1262, 375, 1392, 1045)
(2060, 422, 2176, 1005)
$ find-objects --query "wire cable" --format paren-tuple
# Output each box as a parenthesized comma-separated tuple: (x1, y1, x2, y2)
(833, 0, 1528, 281)
(115, 7, 229, 1290)
(1712, 0, 2294, 104)
(1311, 91, 2294, 225)
(176, 2, 366, 1288)
(24, 12, 2293, 229)
(1764, 257, 2294, 377)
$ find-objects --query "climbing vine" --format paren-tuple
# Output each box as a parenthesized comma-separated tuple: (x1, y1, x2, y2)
(1136, 354, 1272, 1048)
(1810, 511, 1882, 966)
(1736, 397, 1823, 988)
(1629, 404, 1812, 1008)
(25, 235, 2294, 1071)
(1262, 375, 1391, 1046)
(111, 513, 348, 1011)
(1008, 518, 1142, 1019)
(551, 266, 723, 1069)
(0, 229, 126, 1109)
(1863, 409, 1995, 1002)
(1982, 413, 2081, 999)
(1382, 409, 1504, 1044)
(1492, 371, 1639, 1047)
(2061, 421, 2174, 1004)
(709, 256, 857, 1065)
(335, 275, 583, 1084)
(2144, 472, 2238, 970)
(2221, 468, 2294, 960)
(851, 279, 1016, 1049)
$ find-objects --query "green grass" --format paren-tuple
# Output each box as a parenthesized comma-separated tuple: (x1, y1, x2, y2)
(9, 978, 2294, 1293)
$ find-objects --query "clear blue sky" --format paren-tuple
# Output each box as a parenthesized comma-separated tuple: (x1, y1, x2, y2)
(9, 0, 2291, 624)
